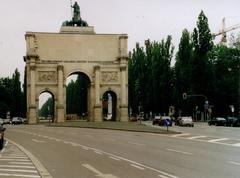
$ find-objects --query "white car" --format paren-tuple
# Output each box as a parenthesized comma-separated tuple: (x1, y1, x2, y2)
(179, 116, 194, 127)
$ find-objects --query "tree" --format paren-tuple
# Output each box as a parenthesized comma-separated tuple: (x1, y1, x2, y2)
(174, 29, 193, 114)
(210, 45, 240, 116)
(190, 10, 214, 112)
(11, 69, 22, 117)
(129, 37, 174, 116)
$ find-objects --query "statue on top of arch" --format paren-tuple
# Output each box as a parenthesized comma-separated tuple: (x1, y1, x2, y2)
(62, 1, 88, 27)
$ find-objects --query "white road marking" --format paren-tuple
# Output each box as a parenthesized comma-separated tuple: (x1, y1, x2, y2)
(158, 170, 180, 178)
(109, 156, 121, 161)
(9, 162, 33, 165)
(233, 143, 240, 147)
(0, 173, 40, 178)
(81, 146, 89, 150)
(166, 148, 193, 155)
(130, 164, 145, 170)
(2, 156, 28, 159)
(94, 151, 103, 155)
(0, 165, 35, 169)
(171, 133, 190, 137)
(82, 164, 120, 178)
(128, 141, 145, 146)
(208, 138, 229, 142)
(228, 161, 240, 166)
(0, 159, 30, 161)
(0, 168, 38, 173)
(188, 135, 207, 139)
(32, 139, 45, 143)
(158, 175, 169, 178)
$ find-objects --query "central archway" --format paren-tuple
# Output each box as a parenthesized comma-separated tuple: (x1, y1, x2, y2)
(66, 72, 91, 121)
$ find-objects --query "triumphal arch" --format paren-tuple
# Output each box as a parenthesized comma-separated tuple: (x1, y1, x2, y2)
(24, 2, 128, 123)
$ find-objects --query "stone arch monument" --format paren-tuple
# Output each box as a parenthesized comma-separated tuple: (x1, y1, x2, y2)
(24, 4, 128, 124)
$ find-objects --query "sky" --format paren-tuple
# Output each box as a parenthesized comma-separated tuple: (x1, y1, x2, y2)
(0, 0, 240, 84)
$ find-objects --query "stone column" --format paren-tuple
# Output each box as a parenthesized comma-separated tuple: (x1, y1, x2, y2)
(120, 65, 128, 121)
(29, 65, 37, 124)
(94, 65, 102, 121)
(57, 65, 65, 122)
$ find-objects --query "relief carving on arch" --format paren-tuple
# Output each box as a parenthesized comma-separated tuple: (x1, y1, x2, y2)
(101, 71, 119, 83)
(38, 71, 56, 83)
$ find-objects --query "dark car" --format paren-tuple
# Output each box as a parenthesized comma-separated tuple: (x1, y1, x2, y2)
(158, 116, 172, 126)
(208, 117, 226, 126)
(225, 117, 238, 126)
(0, 125, 6, 150)
(232, 116, 240, 127)
(152, 116, 161, 125)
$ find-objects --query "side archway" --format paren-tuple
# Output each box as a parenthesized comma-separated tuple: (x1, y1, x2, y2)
(38, 91, 55, 123)
(102, 90, 117, 121)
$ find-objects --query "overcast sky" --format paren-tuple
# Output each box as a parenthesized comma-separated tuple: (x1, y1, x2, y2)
(0, 0, 240, 82)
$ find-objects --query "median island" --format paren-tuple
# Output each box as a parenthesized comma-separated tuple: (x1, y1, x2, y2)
(48, 121, 180, 134)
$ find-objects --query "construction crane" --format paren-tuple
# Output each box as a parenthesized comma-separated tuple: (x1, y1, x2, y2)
(212, 18, 240, 45)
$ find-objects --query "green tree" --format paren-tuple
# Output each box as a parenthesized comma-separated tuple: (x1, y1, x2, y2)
(174, 29, 193, 114)
(190, 10, 214, 113)
(211, 45, 240, 116)
(11, 69, 22, 117)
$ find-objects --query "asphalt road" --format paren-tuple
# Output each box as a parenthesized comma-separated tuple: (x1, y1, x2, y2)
(2, 123, 240, 178)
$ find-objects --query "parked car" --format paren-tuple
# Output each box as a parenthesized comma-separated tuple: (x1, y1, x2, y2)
(208, 117, 226, 126)
(152, 116, 161, 125)
(233, 116, 240, 127)
(11, 117, 23, 125)
(178, 116, 194, 127)
(158, 116, 172, 126)
(0, 118, 3, 125)
(0, 125, 6, 150)
(3, 118, 10, 124)
(225, 117, 238, 127)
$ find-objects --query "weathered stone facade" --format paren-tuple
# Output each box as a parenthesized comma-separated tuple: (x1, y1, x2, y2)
(24, 26, 128, 123)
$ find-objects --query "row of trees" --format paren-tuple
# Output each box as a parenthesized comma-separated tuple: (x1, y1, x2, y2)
(129, 11, 240, 118)
(0, 69, 25, 118)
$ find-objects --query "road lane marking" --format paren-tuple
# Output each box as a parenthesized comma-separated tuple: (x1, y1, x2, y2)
(109, 156, 121, 161)
(171, 133, 190, 137)
(158, 171, 179, 178)
(32, 139, 45, 143)
(208, 138, 229, 142)
(0, 173, 40, 178)
(0, 159, 30, 161)
(9, 162, 33, 165)
(82, 164, 120, 178)
(228, 161, 240, 166)
(233, 143, 240, 147)
(130, 164, 145, 170)
(94, 151, 103, 155)
(0, 165, 35, 169)
(2, 156, 28, 159)
(128, 141, 145, 146)
(0, 168, 38, 173)
(188, 135, 207, 139)
(158, 175, 169, 178)
(166, 148, 193, 155)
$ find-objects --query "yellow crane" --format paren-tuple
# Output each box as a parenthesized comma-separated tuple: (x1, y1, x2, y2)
(212, 18, 240, 45)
